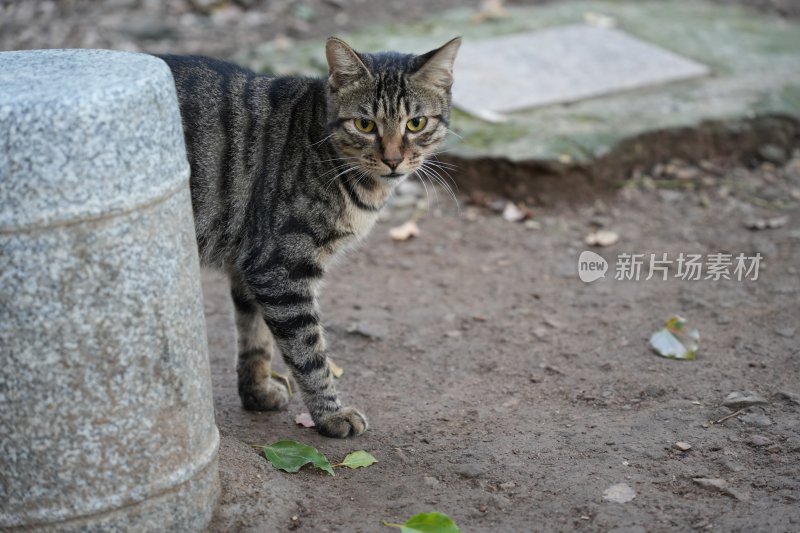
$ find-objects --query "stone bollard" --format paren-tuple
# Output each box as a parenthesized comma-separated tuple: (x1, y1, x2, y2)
(0, 50, 219, 532)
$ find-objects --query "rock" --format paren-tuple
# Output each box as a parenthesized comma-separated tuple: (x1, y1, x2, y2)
(723, 391, 768, 409)
(693, 478, 749, 501)
(758, 143, 789, 165)
(0, 50, 216, 531)
(748, 435, 772, 447)
(489, 494, 511, 510)
(739, 413, 772, 427)
(346, 321, 388, 340)
(745, 215, 789, 230)
(775, 390, 800, 405)
(674, 441, 692, 452)
(775, 327, 797, 338)
(658, 189, 684, 203)
(454, 463, 485, 479)
(499, 481, 517, 491)
(423, 475, 440, 488)
(602, 483, 636, 503)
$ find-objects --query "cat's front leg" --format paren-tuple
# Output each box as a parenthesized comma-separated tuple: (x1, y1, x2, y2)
(253, 277, 367, 437)
(230, 273, 293, 411)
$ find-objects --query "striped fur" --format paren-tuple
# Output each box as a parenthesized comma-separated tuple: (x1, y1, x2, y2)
(159, 37, 460, 438)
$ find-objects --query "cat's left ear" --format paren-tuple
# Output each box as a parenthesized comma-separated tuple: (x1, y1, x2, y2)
(326, 37, 372, 90)
(412, 37, 462, 88)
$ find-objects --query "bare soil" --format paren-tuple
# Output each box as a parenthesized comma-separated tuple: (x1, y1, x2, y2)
(205, 154, 800, 532)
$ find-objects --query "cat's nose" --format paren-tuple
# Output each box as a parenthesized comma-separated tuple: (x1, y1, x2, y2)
(381, 156, 403, 170)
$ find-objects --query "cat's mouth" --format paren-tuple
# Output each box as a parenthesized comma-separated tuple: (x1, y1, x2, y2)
(381, 172, 404, 179)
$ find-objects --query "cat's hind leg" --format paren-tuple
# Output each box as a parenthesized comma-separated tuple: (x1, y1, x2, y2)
(231, 273, 292, 411)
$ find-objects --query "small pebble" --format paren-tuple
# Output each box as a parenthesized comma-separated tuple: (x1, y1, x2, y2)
(748, 435, 772, 447)
(723, 391, 768, 409)
(423, 475, 440, 488)
(739, 412, 772, 427)
(674, 441, 692, 452)
(602, 483, 636, 503)
(454, 463, 485, 479)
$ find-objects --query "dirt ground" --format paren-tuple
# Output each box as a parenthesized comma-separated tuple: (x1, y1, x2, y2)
(203, 153, 800, 532)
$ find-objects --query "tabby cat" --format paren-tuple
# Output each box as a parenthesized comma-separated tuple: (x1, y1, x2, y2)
(159, 36, 461, 437)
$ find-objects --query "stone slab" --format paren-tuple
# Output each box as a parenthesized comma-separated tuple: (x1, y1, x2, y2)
(451, 25, 709, 115)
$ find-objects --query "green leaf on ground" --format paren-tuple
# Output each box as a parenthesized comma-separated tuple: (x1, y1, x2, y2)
(262, 440, 334, 476)
(650, 315, 699, 360)
(337, 450, 377, 469)
(384, 512, 462, 533)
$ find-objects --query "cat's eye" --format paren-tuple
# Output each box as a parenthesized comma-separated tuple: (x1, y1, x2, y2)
(354, 118, 376, 133)
(406, 117, 427, 133)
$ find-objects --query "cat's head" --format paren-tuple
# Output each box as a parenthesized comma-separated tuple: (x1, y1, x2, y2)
(324, 37, 461, 182)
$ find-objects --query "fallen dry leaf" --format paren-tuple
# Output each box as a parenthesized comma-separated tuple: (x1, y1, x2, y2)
(502, 202, 525, 222)
(328, 359, 344, 379)
(472, 0, 508, 23)
(295, 413, 315, 428)
(584, 11, 616, 28)
(389, 220, 420, 241)
(585, 230, 619, 247)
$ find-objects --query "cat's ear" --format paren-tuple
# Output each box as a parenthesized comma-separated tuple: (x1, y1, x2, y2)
(326, 37, 371, 90)
(412, 37, 462, 88)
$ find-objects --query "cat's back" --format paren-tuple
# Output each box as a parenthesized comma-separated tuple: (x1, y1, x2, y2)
(157, 54, 259, 135)
(157, 54, 333, 268)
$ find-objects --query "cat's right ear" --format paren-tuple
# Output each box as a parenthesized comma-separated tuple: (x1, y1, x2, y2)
(326, 37, 371, 90)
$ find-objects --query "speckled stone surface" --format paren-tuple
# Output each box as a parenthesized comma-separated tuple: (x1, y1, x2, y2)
(0, 50, 219, 532)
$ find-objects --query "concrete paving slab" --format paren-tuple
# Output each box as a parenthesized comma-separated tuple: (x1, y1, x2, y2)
(452, 24, 709, 115)
(238, 0, 800, 193)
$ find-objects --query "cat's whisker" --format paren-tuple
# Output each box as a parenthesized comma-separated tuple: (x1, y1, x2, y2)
(319, 161, 359, 180)
(425, 160, 460, 179)
(310, 132, 335, 147)
(423, 159, 460, 195)
(445, 128, 463, 140)
(415, 166, 441, 210)
(322, 163, 361, 192)
(412, 171, 433, 211)
(421, 162, 461, 214)
(428, 154, 458, 170)
(319, 156, 361, 164)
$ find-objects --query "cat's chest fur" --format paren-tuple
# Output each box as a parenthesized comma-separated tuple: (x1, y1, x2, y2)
(319, 182, 391, 265)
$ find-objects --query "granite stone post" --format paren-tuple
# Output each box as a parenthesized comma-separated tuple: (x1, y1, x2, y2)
(0, 50, 219, 532)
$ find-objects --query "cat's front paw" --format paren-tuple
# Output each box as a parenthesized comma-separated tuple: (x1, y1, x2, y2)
(315, 406, 368, 438)
(239, 377, 292, 411)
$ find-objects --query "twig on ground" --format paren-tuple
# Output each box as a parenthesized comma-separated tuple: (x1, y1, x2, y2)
(713, 408, 746, 425)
